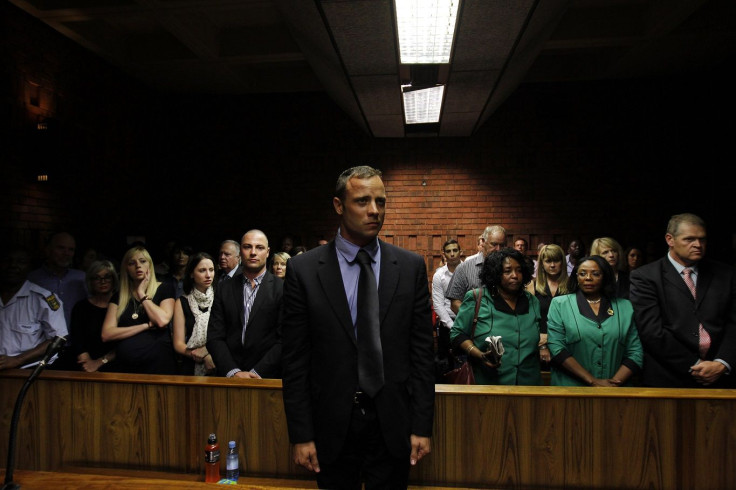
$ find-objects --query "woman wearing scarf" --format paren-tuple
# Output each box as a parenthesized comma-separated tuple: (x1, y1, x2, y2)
(173, 252, 216, 375)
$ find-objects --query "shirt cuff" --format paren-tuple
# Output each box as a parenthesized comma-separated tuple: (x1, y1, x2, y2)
(250, 368, 260, 378)
(226, 368, 242, 378)
(715, 358, 732, 374)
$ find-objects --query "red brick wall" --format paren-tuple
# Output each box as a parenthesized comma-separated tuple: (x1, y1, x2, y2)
(3, 2, 734, 269)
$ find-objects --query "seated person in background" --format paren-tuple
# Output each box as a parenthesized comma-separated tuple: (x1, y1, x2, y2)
(450, 248, 542, 386)
(101, 246, 177, 374)
(590, 237, 630, 299)
(159, 242, 192, 299)
(207, 230, 283, 379)
(624, 245, 645, 273)
(547, 255, 643, 387)
(531, 244, 570, 367)
(0, 245, 68, 371)
(67, 260, 119, 372)
(271, 252, 290, 280)
(28, 231, 87, 328)
(173, 252, 216, 376)
(291, 246, 307, 256)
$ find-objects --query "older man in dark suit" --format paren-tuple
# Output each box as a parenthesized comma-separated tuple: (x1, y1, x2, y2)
(281, 166, 434, 489)
(630, 213, 736, 388)
(207, 229, 282, 379)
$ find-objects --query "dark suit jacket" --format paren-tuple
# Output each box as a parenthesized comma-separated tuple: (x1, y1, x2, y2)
(216, 264, 244, 283)
(206, 270, 283, 378)
(281, 240, 435, 464)
(629, 255, 736, 388)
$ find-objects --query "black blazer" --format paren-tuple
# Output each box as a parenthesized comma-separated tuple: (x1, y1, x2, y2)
(281, 240, 435, 464)
(630, 255, 736, 388)
(206, 270, 283, 378)
(215, 264, 244, 283)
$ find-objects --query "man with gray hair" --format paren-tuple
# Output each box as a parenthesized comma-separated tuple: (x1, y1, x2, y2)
(446, 225, 507, 314)
(216, 239, 242, 283)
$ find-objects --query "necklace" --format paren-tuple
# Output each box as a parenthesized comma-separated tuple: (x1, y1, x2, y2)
(132, 298, 140, 320)
(586, 298, 602, 304)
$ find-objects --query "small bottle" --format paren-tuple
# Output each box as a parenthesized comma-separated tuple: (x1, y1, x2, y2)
(204, 433, 220, 483)
(226, 440, 239, 481)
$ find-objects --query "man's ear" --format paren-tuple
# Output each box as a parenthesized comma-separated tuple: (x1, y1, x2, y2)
(333, 197, 343, 215)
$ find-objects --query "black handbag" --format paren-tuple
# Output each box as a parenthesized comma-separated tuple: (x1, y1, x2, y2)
(443, 287, 483, 384)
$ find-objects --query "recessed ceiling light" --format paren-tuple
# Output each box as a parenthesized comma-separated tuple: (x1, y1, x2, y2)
(402, 85, 445, 124)
(395, 0, 460, 64)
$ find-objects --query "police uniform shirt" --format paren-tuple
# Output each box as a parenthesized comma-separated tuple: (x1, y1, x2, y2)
(0, 280, 68, 357)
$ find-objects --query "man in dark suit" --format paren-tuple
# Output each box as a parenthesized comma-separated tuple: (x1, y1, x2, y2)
(215, 239, 243, 283)
(281, 166, 435, 488)
(630, 213, 736, 388)
(207, 230, 282, 378)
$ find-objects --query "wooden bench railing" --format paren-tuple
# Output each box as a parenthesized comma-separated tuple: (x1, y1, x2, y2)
(1, 370, 734, 489)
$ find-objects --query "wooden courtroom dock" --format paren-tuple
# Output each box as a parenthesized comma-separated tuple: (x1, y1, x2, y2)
(1, 370, 734, 489)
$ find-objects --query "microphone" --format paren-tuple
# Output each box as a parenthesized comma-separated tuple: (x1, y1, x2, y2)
(3, 336, 67, 489)
(27, 336, 67, 383)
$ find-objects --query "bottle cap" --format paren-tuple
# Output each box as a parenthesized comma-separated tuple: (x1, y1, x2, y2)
(208, 433, 217, 444)
(229, 441, 236, 448)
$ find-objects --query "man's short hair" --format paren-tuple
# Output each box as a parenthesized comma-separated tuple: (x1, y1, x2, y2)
(667, 213, 706, 236)
(335, 166, 382, 201)
(442, 239, 459, 253)
(220, 239, 240, 249)
(514, 237, 528, 247)
(482, 225, 507, 241)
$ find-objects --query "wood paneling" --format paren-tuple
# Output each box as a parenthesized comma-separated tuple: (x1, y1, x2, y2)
(1, 371, 735, 489)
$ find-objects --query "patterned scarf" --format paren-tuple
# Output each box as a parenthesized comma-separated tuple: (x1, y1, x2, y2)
(186, 286, 214, 375)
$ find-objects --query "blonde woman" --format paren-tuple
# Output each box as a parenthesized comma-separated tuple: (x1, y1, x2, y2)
(590, 237, 630, 299)
(101, 246, 177, 374)
(532, 244, 570, 364)
(271, 251, 289, 279)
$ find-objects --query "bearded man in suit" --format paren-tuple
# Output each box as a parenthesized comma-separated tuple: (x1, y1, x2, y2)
(630, 213, 736, 388)
(281, 166, 434, 488)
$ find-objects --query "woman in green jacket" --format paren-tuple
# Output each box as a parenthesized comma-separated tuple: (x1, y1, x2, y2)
(547, 255, 643, 387)
(450, 248, 542, 385)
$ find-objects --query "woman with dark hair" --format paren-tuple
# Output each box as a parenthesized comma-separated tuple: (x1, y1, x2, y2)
(101, 246, 177, 374)
(172, 252, 216, 375)
(68, 260, 119, 372)
(450, 248, 542, 385)
(160, 242, 193, 299)
(624, 245, 645, 273)
(547, 255, 643, 387)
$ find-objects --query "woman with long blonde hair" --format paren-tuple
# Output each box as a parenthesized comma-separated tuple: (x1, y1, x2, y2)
(590, 236, 630, 299)
(101, 245, 177, 374)
(532, 244, 570, 365)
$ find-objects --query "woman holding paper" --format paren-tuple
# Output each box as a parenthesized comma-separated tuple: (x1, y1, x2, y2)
(450, 248, 542, 385)
(546, 255, 643, 387)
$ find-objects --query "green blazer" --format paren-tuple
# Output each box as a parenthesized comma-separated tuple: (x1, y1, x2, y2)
(547, 293, 644, 386)
(451, 288, 542, 386)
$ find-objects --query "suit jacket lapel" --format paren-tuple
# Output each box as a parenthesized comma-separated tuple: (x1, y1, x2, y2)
(318, 242, 356, 343)
(662, 257, 697, 302)
(378, 241, 399, 326)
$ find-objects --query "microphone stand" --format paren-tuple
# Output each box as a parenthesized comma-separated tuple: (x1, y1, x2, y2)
(3, 336, 66, 490)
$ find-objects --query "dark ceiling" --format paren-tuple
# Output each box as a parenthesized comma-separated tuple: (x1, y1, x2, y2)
(9, 0, 736, 137)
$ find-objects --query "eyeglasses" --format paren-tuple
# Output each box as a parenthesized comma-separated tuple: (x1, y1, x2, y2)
(577, 271, 602, 279)
(92, 275, 113, 283)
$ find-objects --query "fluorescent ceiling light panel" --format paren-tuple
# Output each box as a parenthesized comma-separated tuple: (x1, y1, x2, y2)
(402, 85, 445, 124)
(395, 0, 460, 64)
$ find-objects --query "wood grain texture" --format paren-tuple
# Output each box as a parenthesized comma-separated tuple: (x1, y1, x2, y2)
(1, 371, 734, 489)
